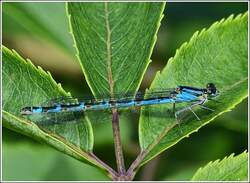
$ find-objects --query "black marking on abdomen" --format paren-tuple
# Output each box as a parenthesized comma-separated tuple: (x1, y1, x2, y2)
(42, 106, 57, 112)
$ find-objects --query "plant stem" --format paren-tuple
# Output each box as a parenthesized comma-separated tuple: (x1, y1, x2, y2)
(126, 122, 178, 179)
(111, 108, 126, 176)
(127, 150, 147, 180)
(89, 152, 118, 179)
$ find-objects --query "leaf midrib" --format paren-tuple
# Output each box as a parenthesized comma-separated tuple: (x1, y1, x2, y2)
(104, 2, 114, 98)
(3, 110, 101, 167)
(140, 77, 248, 165)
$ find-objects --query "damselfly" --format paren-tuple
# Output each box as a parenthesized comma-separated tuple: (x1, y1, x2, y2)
(21, 83, 219, 122)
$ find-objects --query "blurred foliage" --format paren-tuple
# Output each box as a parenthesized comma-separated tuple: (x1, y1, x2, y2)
(2, 2, 248, 181)
(3, 129, 109, 181)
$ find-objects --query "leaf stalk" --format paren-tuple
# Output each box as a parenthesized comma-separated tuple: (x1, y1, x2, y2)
(111, 108, 126, 177)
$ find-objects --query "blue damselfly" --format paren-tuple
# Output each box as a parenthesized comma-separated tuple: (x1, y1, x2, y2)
(21, 83, 219, 123)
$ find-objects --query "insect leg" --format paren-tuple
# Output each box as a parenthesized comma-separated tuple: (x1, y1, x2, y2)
(174, 110, 183, 134)
(175, 99, 205, 121)
(175, 120, 183, 134)
(188, 107, 200, 120)
(199, 105, 214, 111)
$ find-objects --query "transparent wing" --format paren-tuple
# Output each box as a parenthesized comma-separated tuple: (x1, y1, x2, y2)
(23, 109, 114, 126)
(41, 96, 80, 106)
(21, 109, 116, 150)
(41, 88, 176, 106)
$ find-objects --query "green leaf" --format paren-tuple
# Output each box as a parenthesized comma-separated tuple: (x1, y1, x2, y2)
(191, 151, 248, 181)
(2, 46, 113, 178)
(67, 2, 165, 97)
(66, 3, 165, 161)
(139, 12, 248, 165)
(3, 2, 166, 179)
(3, 2, 75, 56)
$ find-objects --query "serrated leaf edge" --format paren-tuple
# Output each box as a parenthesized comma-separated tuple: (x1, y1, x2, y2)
(66, 2, 166, 97)
(2, 110, 112, 177)
(191, 151, 248, 181)
(2, 45, 96, 164)
(141, 81, 247, 166)
(132, 3, 166, 94)
(150, 12, 248, 90)
(2, 45, 70, 97)
(2, 45, 94, 150)
(66, 3, 97, 97)
(139, 12, 248, 165)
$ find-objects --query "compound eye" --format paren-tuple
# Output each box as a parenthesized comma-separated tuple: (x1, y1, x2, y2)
(207, 83, 215, 88)
(206, 83, 217, 95)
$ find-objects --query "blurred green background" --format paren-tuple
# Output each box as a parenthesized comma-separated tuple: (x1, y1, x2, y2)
(2, 2, 248, 181)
